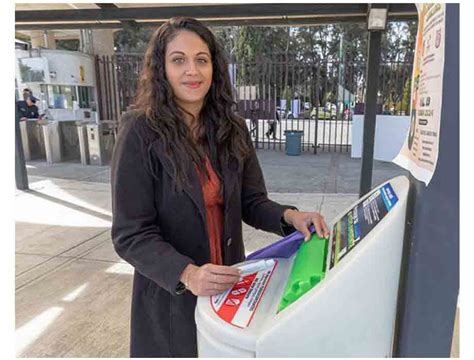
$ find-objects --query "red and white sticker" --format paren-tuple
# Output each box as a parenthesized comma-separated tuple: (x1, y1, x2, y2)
(210, 260, 277, 328)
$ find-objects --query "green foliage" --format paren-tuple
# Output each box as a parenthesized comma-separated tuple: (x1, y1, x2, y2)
(114, 22, 154, 53)
(401, 77, 412, 114)
(112, 21, 417, 111)
(113, 21, 416, 69)
(381, 21, 417, 63)
(282, 86, 292, 103)
(55, 39, 80, 51)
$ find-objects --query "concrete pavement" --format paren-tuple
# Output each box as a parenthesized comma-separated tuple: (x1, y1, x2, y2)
(23, 150, 409, 193)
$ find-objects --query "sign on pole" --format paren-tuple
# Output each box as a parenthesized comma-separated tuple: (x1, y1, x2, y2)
(394, 4, 446, 185)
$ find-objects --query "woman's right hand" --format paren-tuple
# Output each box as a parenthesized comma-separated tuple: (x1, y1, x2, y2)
(180, 263, 241, 296)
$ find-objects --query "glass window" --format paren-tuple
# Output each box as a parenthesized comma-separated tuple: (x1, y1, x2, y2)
(77, 86, 95, 108)
(46, 85, 76, 109)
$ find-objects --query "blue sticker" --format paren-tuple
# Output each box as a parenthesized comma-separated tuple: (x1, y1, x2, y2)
(381, 183, 398, 211)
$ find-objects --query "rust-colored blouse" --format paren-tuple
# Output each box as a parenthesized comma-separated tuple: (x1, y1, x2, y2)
(195, 157, 224, 265)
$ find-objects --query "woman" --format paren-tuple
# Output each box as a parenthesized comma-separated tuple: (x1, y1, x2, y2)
(111, 17, 330, 358)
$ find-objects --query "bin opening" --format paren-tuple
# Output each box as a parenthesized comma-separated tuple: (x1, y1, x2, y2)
(278, 233, 328, 312)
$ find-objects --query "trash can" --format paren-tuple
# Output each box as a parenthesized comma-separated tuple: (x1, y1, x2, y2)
(284, 130, 304, 156)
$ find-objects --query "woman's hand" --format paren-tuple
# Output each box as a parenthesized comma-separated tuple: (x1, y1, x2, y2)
(180, 263, 241, 297)
(283, 209, 330, 241)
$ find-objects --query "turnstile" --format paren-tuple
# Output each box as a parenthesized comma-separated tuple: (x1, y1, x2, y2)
(86, 121, 116, 166)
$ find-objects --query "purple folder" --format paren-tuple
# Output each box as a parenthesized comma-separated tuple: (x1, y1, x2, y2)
(246, 225, 316, 260)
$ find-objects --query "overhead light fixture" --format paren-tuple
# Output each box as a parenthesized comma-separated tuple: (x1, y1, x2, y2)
(367, 7, 388, 31)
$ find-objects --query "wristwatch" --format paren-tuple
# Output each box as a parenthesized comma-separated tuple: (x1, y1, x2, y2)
(175, 281, 186, 295)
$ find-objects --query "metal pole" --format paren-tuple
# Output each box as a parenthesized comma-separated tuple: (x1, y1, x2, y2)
(394, 4, 459, 356)
(15, 104, 29, 190)
(359, 29, 382, 197)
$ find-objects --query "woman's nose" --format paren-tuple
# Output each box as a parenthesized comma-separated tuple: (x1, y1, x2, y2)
(184, 63, 198, 75)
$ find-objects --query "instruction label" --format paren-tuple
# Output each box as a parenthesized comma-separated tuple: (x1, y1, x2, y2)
(330, 183, 398, 268)
(210, 260, 277, 328)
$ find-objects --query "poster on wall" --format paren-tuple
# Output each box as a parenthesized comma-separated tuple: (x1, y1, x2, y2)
(393, 3, 446, 185)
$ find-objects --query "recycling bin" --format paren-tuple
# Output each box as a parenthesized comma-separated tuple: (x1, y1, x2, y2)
(196, 176, 409, 357)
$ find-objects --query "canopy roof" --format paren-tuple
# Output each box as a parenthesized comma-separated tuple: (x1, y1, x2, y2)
(16, 3, 417, 30)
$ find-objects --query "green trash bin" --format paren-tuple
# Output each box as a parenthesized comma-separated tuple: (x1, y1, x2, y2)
(284, 130, 304, 156)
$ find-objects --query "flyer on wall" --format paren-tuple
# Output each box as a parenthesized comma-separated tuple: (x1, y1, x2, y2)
(393, 3, 446, 185)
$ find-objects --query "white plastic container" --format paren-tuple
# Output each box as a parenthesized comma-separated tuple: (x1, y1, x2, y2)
(196, 176, 409, 357)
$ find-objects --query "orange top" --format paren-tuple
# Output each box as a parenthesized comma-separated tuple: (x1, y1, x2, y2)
(195, 157, 224, 265)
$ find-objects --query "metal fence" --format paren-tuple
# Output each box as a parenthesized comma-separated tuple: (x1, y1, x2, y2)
(95, 53, 412, 154)
(95, 54, 143, 122)
(233, 57, 355, 153)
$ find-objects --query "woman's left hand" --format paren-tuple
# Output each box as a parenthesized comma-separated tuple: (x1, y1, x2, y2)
(283, 209, 330, 241)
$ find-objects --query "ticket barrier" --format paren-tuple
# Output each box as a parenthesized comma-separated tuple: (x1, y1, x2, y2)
(76, 121, 91, 165)
(86, 121, 117, 166)
(196, 176, 409, 357)
(20, 119, 61, 163)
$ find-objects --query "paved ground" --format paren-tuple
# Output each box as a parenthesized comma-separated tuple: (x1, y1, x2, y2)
(25, 150, 409, 193)
(15, 151, 457, 357)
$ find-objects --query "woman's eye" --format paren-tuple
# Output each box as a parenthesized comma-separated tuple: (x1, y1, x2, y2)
(197, 58, 208, 63)
(172, 58, 184, 64)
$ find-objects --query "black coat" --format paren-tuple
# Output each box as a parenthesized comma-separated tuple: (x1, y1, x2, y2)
(111, 111, 296, 357)
(17, 100, 39, 119)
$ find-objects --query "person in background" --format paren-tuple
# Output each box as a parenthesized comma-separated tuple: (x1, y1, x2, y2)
(249, 99, 259, 137)
(22, 88, 32, 101)
(17, 95, 41, 121)
(16, 88, 32, 116)
(266, 106, 280, 139)
(111, 17, 330, 357)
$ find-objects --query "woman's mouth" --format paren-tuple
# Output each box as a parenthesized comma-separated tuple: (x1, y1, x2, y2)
(183, 82, 202, 89)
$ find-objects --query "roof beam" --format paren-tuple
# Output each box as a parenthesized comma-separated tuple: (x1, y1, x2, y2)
(94, 2, 138, 27)
(16, 3, 416, 24)
(15, 14, 417, 31)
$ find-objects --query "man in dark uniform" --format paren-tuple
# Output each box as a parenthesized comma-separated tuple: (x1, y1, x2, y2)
(17, 96, 40, 121)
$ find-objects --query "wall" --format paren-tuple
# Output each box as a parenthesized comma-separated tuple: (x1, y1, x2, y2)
(15, 49, 95, 87)
(351, 115, 410, 162)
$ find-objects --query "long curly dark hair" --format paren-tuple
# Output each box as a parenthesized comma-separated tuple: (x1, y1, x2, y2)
(134, 17, 251, 192)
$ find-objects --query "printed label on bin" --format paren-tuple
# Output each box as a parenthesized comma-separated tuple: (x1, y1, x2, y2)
(210, 260, 277, 328)
(329, 182, 399, 268)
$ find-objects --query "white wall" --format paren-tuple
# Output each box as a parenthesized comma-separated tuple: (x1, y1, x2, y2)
(351, 115, 410, 162)
(15, 49, 95, 87)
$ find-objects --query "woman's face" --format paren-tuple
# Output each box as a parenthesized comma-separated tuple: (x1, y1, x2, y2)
(165, 30, 213, 110)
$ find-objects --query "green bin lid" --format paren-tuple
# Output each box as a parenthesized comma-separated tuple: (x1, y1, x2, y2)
(278, 233, 328, 312)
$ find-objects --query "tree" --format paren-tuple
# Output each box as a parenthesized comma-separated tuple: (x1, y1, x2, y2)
(114, 22, 154, 53)
(110, 20, 417, 114)
(56, 39, 80, 51)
